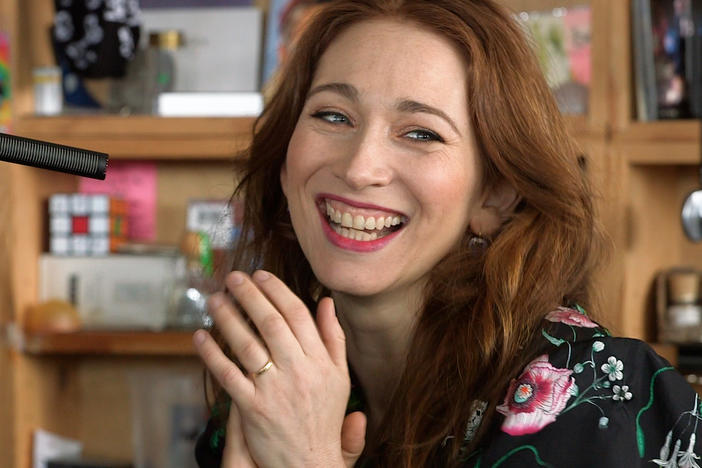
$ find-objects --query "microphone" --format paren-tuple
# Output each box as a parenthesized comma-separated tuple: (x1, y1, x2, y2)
(0, 132, 108, 180)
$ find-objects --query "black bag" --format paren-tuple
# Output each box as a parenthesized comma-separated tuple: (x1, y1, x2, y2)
(52, 0, 142, 78)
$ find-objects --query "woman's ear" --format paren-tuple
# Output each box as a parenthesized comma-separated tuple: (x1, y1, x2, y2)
(469, 180, 521, 237)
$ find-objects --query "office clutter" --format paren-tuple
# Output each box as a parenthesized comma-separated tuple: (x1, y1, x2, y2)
(166, 231, 216, 329)
(33, 430, 82, 468)
(39, 254, 180, 330)
(49, 193, 129, 256)
(47, 0, 264, 116)
(51, 0, 141, 79)
(24, 299, 81, 335)
(39, 193, 238, 331)
(33, 66, 63, 116)
(32, 368, 206, 468)
(129, 369, 206, 468)
(657, 268, 702, 343)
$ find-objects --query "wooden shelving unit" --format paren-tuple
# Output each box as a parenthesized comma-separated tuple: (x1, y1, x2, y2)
(4, 0, 702, 466)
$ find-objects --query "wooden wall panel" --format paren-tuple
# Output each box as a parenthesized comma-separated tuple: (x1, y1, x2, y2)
(622, 165, 684, 340)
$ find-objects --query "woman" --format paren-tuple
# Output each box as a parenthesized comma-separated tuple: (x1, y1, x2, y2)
(193, 1, 702, 466)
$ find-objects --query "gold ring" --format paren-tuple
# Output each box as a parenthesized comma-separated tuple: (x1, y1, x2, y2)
(253, 360, 273, 376)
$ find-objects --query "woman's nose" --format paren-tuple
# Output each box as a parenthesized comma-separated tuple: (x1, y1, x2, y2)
(334, 129, 393, 190)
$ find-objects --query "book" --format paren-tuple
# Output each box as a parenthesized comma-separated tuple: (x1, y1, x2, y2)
(631, 0, 702, 120)
(632, 0, 659, 120)
(650, 0, 694, 119)
(688, 1, 702, 117)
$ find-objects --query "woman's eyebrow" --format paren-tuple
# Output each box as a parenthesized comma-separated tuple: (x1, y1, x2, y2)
(396, 99, 461, 136)
(307, 82, 359, 101)
(306, 84, 461, 137)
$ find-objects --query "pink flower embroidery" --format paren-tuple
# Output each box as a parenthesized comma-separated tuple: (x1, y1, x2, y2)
(496, 355, 575, 436)
(545, 306, 598, 328)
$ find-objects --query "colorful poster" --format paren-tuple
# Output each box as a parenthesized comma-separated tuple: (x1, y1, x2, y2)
(79, 161, 157, 241)
(520, 6, 591, 115)
(0, 30, 10, 133)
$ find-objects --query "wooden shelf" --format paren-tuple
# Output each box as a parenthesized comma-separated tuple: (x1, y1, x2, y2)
(12, 115, 256, 160)
(614, 120, 702, 165)
(23, 330, 198, 356)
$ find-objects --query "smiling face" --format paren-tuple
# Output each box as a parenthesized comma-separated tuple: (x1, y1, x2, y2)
(281, 18, 487, 300)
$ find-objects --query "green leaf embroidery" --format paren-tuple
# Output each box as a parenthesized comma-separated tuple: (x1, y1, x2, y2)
(636, 366, 674, 457)
(542, 329, 565, 347)
(492, 445, 554, 467)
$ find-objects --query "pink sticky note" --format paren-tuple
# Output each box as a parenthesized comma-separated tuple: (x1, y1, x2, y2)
(79, 161, 157, 240)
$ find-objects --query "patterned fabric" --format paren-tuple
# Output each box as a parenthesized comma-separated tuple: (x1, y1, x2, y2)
(195, 305, 702, 467)
(465, 306, 701, 467)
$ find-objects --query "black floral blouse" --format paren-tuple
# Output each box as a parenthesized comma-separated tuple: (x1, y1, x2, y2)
(195, 306, 702, 467)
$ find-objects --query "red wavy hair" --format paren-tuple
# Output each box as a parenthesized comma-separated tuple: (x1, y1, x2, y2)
(214, 0, 608, 466)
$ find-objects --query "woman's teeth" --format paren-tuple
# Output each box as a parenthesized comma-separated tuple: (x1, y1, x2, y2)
(325, 203, 402, 230)
(331, 224, 379, 241)
(324, 200, 404, 242)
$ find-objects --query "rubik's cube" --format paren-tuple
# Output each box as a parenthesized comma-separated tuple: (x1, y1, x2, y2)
(49, 194, 129, 255)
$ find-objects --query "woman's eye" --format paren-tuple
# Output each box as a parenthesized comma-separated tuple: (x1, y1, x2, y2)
(311, 111, 350, 125)
(405, 129, 444, 143)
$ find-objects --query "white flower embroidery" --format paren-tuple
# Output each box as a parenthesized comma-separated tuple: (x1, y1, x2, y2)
(612, 384, 632, 401)
(592, 341, 605, 352)
(598, 416, 608, 429)
(653, 437, 682, 467)
(601, 356, 624, 381)
(679, 434, 701, 468)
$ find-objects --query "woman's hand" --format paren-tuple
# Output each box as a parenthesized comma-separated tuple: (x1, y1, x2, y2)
(194, 270, 366, 467)
(221, 402, 367, 467)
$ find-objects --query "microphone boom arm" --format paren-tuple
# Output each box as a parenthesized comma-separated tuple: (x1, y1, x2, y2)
(0, 132, 108, 180)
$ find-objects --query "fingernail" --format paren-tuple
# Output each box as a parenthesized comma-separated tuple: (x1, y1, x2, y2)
(253, 270, 270, 281)
(229, 272, 245, 285)
(193, 330, 207, 345)
(208, 293, 223, 309)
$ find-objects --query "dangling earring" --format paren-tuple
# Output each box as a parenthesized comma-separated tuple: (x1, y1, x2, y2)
(468, 232, 489, 251)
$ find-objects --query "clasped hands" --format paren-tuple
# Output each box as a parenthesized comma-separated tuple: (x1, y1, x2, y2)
(194, 270, 367, 467)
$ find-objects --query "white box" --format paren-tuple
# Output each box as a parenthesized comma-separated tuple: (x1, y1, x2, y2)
(39, 255, 181, 330)
(157, 92, 263, 117)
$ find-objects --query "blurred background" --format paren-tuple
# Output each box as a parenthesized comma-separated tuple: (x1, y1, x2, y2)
(0, 0, 701, 467)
